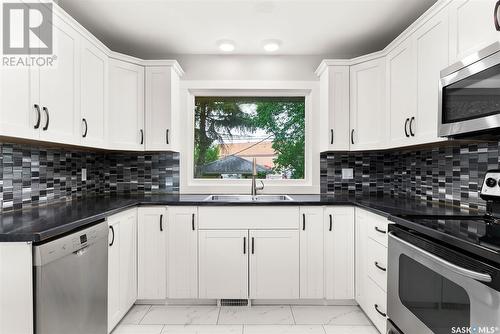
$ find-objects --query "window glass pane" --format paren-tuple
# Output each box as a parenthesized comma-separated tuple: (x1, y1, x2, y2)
(399, 254, 470, 334)
(194, 96, 305, 180)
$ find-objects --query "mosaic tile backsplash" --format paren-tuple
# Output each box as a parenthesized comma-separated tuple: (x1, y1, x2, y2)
(0, 143, 179, 212)
(320, 141, 500, 212)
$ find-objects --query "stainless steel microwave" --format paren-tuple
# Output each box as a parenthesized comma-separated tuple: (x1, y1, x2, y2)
(439, 42, 500, 137)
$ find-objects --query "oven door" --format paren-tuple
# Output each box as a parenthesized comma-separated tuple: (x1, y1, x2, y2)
(388, 230, 500, 334)
(439, 42, 500, 137)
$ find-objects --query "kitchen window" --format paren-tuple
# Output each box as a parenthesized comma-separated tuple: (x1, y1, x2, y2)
(193, 96, 305, 180)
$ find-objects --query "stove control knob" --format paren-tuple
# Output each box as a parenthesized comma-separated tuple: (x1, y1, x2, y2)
(486, 177, 497, 187)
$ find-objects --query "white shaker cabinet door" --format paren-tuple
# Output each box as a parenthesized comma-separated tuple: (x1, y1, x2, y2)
(299, 207, 324, 299)
(350, 58, 386, 150)
(198, 230, 248, 299)
(387, 38, 416, 148)
(166, 206, 198, 299)
(108, 59, 144, 151)
(449, 0, 499, 63)
(249, 229, 299, 299)
(145, 66, 179, 151)
(413, 9, 449, 145)
(80, 39, 108, 148)
(324, 206, 355, 300)
(137, 207, 167, 300)
(38, 13, 80, 145)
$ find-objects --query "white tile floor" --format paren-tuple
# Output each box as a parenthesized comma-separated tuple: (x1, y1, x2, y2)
(112, 305, 378, 334)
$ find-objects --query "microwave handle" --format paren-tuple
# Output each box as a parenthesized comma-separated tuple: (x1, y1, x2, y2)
(389, 232, 492, 283)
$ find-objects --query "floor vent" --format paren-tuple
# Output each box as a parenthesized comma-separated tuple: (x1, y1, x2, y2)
(220, 299, 248, 306)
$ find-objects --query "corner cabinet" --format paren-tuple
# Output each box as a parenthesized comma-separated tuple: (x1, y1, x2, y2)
(145, 65, 183, 151)
(317, 64, 351, 151)
(137, 206, 167, 300)
(108, 59, 145, 151)
(107, 208, 137, 333)
(349, 58, 386, 151)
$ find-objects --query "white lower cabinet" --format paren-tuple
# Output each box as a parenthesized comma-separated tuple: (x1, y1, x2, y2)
(137, 206, 167, 300)
(249, 230, 300, 299)
(355, 208, 389, 334)
(166, 206, 198, 299)
(324, 206, 355, 300)
(199, 230, 249, 299)
(107, 208, 137, 333)
(299, 207, 324, 299)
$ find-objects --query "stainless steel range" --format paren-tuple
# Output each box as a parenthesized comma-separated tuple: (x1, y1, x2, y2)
(387, 170, 500, 334)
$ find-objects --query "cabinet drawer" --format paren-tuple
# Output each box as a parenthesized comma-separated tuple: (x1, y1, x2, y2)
(366, 238, 387, 292)
(365, 215, 388, 247)
(364, 277, 387, 334)
(198, 207, 299, 230)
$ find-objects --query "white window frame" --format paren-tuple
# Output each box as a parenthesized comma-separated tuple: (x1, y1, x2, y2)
(179, 80, 320, 194)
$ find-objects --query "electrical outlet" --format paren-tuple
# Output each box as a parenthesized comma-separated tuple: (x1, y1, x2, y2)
(342, 168, 354, 180)
(81, 168, 87, 182)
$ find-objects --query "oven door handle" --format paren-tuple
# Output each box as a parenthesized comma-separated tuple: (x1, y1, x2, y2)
(389, 232, 492, 283)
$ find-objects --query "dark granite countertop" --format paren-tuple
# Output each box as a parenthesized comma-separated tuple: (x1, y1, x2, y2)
(0, 194, 475, 243)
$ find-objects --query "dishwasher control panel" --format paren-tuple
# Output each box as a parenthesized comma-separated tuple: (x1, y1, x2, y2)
(33, 220, 107, 266)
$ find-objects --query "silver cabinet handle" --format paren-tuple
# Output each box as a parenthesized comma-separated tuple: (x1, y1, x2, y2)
(404, 118, 410, 138)
(140, 129, 144, 145)
(33, 104, 41, 129)
(166, 129, 169, 145)
(389, 232, 492, 283)
(350, 129, 355, 145)
(42, 107, 49, 131)
(330, 129, 334, 145)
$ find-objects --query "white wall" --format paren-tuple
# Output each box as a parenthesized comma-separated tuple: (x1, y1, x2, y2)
(177, 55, 322, 194)
(175, 55, 323, 81)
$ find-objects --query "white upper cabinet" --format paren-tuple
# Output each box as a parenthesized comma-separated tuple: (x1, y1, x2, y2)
(0, 65, 38, 140)
(387, 38, 417, 147)
(317, 64, 350, 151)
(413, 9, 449, 144)
(108, 59, 145, 151)
(145, 65, 182, 151)
(350, 58, 386, 150)
(324, 206, 355, 300)
(166, 206, 198, 299)
(299, 207, 324, 299)
(449, 0, 499, 63)
(38, 13, 80, 145)
(80, 39, 108, 148)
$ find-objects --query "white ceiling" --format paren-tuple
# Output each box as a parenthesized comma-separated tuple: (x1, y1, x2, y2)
(59, 0, 437, 59)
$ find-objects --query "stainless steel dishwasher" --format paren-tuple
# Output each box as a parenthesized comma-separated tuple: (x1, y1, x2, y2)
(33, 220, 108, 334)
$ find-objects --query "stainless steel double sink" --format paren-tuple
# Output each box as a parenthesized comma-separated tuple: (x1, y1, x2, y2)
(203, 194, 294, 202)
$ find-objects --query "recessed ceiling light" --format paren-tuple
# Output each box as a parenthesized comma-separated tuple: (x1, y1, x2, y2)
(263, 40, 281, 52)
(217, 40, 235, 52)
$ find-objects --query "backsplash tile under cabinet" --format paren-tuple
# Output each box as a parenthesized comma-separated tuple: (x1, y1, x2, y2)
(0, 143, 180, 212)
(320, 141, 500, 212)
